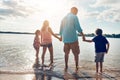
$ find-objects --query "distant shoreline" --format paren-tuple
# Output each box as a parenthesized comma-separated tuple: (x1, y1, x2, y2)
(0, 31, 34, 35)
(0, 31, 120, 38)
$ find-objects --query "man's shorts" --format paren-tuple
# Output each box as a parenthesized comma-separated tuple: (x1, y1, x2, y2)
(95, 52, 105, 62)
(64, 41, 80, 54)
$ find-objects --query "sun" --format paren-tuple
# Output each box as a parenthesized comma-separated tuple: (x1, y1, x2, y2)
(19, 0, 76, 33)
(23, 0, 68, 14)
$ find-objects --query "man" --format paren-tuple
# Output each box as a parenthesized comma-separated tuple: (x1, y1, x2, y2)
(59, 7, 85, 71)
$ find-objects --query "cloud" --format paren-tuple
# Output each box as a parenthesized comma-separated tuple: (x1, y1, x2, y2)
(2, 0, 18, 7)
(87, 0, 120, 22)
(0, 0, 33, 20)
(97, 8, 120, 22)
(91, 0, 120, 8)
(0, 16, 5, 20)
(0, 8, 13, 16)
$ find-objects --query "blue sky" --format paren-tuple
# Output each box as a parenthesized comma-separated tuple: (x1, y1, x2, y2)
(0, 0, 120, 34)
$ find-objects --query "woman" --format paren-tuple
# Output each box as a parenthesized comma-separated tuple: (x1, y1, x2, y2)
(40, 20, 61, 66)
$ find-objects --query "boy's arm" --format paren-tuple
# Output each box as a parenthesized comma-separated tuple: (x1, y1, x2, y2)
(84, 39, 93, 42)
(106, 43, 110, 53)
(80, 32, 93, 42)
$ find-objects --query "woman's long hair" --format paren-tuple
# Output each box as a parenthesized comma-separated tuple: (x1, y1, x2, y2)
(41, 20, 49, 31)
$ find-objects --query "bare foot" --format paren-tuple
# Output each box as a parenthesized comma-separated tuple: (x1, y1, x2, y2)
(95, 72, 99, 75)
(64, 67, 68, 72)
(49, 62, 53, 67)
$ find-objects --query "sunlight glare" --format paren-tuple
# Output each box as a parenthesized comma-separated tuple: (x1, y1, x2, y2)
(23, 0, 69, 32)
(20, 0, 82, 33)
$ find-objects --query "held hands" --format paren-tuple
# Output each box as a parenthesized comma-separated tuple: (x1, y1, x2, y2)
(82, 36, 86, 41)
(59, 37, 62, 41)
(56, 36, 62, 41)
(82, 37, 86, 41)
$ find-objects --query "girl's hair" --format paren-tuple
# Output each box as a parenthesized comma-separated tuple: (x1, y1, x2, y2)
(95, 28, 103, 35)
(35, 30, 40, 35)
(41, 20, 49, 31)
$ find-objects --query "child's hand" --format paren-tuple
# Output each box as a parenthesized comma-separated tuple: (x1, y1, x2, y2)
(82, 37, 86, 41)
(59, 37, 62, 41)
(58, 37, 62, 41)
(82, 36, 86, 41)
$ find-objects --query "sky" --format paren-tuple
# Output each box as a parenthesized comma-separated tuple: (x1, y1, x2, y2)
(0, 0, 120, 34)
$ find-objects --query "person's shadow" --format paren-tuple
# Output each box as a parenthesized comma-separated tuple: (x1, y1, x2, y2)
(32, 56, 53, 80)
(32, 69, 52, 80)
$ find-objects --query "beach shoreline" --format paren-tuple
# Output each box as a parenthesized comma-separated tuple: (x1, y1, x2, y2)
(0, 34, 120, 80)
(0, 61, 120, 80)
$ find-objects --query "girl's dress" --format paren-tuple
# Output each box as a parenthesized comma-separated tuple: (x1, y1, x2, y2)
(33, 35, 40, 49)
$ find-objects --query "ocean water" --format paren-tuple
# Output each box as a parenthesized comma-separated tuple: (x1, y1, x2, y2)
(0, 34, 120, 72)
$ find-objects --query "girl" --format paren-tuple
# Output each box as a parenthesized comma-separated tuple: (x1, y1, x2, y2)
(33, 30, 41, 67)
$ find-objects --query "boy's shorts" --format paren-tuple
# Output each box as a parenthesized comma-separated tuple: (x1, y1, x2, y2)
(64, 41, 80, 54)
(95, 52, 105, 62)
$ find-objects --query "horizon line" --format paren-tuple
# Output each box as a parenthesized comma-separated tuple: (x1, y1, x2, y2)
(0, 31, 120, 35)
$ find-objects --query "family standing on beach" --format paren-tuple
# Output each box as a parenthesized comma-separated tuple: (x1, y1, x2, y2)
(33, 7, 110, 74)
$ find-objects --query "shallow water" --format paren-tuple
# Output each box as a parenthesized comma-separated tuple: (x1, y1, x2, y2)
(0, 34, 120, 72)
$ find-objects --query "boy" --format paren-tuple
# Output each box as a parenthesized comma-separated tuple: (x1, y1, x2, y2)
(83, 28, 109, 74)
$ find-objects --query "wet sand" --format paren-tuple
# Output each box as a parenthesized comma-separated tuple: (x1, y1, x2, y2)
(0, 61, 120, 80)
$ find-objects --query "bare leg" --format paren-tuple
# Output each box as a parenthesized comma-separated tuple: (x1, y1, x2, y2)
(74, 53, 79, 71)
(48, 46, 53, 66)
(35, 54, 39, 64)
(36, 48, 39, 58)
(35, 48, 39, 64)
(96, 62, 99, 73)
(33, 48, 40, 68)
(100, 62, 103, 73)
(64, 53, 69, 71)
(41, 47, 47, 65)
